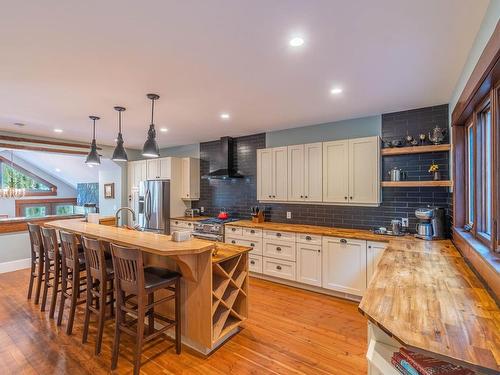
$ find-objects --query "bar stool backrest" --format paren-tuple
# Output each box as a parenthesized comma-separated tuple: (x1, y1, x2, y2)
(59, 231, 80, 271)
(110, 244, 144, 295)
(40, 227, 60, 263)
(27, 223, 44, 259)
(82, 236, 107, 281)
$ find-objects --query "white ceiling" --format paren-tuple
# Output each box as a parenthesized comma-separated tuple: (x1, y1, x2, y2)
(0, 0, 489, 149)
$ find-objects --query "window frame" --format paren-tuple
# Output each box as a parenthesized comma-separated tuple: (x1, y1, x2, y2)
(0, 156, 57, 196)
(465, 117, 475, 230)
(15, 198, 76, 217)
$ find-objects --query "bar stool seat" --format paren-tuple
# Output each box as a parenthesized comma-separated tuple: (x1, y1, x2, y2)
(144, 267, 180, 291)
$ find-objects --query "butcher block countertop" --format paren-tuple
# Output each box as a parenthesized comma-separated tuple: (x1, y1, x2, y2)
(171, 216, 211, 222)
(227, 220, 499, 373)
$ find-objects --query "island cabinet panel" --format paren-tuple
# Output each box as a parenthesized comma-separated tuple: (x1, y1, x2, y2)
(322, 140, 350, 203)
(296, 243, 322, 286)
(366, 241, 387, 284)
(321, 236, 367, 296)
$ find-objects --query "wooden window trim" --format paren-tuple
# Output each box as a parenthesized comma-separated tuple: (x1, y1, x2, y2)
(15, 198, 76, 217)
(0, 156, 57, 196)
(465, 117, 475, 230)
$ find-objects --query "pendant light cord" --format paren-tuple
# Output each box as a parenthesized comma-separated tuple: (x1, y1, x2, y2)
(151, 97, 155, 125)
(93, 118, 96, 139)
(119, 111, 122, 133)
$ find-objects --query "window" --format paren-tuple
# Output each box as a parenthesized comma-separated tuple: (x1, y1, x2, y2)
(466, 122, 474, 226)
(15, 198, 76, 218)
(0, 156, 57, 196)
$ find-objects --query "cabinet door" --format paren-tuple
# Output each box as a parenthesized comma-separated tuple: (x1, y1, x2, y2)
(367, 241, 387, 284)
(323, 140, 349, 203)
(304, 142, 322, 202)
(273, 147, 288, 200)
(257, 149, 274, 200)
(135, 160, 147, 184)
(181, 158, 200, 199)
(297, 243, 322, 286)
(322, 237, 367, 296)
(181, 158, 190, 198)
(158, 158, 171, 179)
(348, 137, 380, 204)
(287, 144, 304, 201)
(146, 159, 159, 179)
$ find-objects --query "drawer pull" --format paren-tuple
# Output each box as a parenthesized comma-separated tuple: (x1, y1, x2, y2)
(250, 243, 255, 247)
(188, 223, 192, 226)
(340, 239, 347, 244)
(368, 245, 372, 249)
(276, 247, 282, 251)
(305, 235, 312, 241)
(276, 233, 282, 237)
(231, 240, 236, 244)
(175, 221, 179, 225)
(231, 228, 236, 232)
(250, 229, 255, 234)
(317, 249, 321, 253)
(250, 260, 255, 265)
(276, 265, 282, 270)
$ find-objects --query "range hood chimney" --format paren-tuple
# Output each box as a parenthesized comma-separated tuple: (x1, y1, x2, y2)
(203, 136, 244, 179)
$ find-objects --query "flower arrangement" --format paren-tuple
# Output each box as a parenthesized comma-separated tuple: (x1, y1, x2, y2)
(428, 162, 439, 173)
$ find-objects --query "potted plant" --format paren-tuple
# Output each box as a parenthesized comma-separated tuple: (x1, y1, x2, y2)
(428, 161, 440, 181)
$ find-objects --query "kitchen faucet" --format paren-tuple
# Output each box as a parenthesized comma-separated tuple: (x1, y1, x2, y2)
(115, 207, 136, 227)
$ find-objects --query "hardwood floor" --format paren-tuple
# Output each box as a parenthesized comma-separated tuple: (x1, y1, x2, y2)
(0, 269, 367, 374)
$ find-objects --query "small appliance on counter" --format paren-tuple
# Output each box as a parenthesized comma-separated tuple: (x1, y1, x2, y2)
(184, 208, 200, 218)
(415, 207, 446, 240)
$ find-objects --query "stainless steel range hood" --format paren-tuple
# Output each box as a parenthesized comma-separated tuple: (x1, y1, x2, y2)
(202, 136, 244, 179)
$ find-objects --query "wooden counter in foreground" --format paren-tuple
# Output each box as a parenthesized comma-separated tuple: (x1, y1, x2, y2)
(46, 219, 252, 355)
(359, 237, 500, 374)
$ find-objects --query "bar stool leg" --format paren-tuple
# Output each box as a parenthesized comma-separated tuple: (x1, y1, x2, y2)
(175, 278, 181, 354)
(66, 272, 79, 335)
(133, 299, 146, 375)
(147, 293, 154, 334)
(82, 282, 92, 344)
(27, 260, 35, 300)
(111, 290, 124, 370)
(95, 282, 107, 354)
(34, 260, 44, 304)
(40, 261, 50, 312)
(57, 270, 68, 326)
(49, 264, 60, 319)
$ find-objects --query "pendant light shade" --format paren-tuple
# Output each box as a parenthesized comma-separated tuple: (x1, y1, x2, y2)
(112, 106, 128, 162)
(142, 93, 160, 158)
(85, 116, 101, 166)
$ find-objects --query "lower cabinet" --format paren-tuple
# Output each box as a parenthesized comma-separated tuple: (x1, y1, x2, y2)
(296, 243, 322, 286)
(263, 257, 296, 281)
(367, 241, 387, 283)
(321, 236, 367, 296)
(249, 255, 263, 273)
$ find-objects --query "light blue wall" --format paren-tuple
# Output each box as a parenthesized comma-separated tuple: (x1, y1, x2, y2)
(265, 115, 381, 148)
(159, 143, 200, 158)
(449, 0, 500, 115)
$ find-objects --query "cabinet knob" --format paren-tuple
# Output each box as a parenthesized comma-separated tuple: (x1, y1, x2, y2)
(175, 221, 179, 225)
(300, 195, 303, 198)
(232, 228, 236, 231)
(251, 243, 255, 247)
(368, 245, 372, 249)
(250, 230, 255, 234)
(276, 265, 282, 270)
(305, 236, 312, 241)
(317, 249, 321, 253)
(350, 196, 353, 200)
(344, 196, 348, 200)
(276, 247, 282, 251)
(231, 240, 235, 244)
(273, 195, 276, 198)
(187, 193, 189, 197)
(268, 195, 272, 198)
(340, 239, 347, 244)
(250, 260, 255, 265)
(305, 195, 308, 198)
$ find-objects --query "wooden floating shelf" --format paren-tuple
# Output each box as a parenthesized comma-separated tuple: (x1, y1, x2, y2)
(381, 144, 451, 156)
(381, 180, 453, 187)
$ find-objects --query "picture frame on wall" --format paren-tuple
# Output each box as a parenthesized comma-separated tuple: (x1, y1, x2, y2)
(104, 183, 115, 199)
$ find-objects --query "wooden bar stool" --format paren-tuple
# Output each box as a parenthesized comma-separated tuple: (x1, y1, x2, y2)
(57, 231, 87, 334)
(110, 244, 182, 375)
(81, 236, 115, 355)
(40, 227, 62, 318)
(27, 223, 44, 304)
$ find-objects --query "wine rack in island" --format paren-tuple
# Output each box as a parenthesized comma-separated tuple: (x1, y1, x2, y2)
(212, 251, 249, 343)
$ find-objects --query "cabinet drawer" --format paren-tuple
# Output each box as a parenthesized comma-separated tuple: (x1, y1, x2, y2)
(263, 230, 296, 242)
(297, 233, 322, 245)
(242, 228, 262, 238)
(249, 255, 263, 273)
(225, 226, 242, 237)
(226, 237, 262, 255)
(263, 257, 296, 281)
(170, 220, 194, 229)
(263, 240, 296, 261)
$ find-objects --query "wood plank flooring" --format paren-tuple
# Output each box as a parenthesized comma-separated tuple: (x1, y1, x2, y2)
(0, 269, 367, 374)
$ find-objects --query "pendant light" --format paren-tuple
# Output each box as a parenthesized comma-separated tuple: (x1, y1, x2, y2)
(112, 106, 128, 161)
(85, 115, 101, 166)
(142, 93, 160, 158)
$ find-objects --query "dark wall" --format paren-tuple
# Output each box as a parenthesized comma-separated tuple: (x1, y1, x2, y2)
(193, 104, 452, 235)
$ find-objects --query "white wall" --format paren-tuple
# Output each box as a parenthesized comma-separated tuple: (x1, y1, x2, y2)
(0, 151, 77, 217)
(0, 232, 30, 265)
(98, 161, 124, 215)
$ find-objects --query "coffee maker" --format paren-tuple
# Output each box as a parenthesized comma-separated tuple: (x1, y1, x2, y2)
(415, 207, 446, 240)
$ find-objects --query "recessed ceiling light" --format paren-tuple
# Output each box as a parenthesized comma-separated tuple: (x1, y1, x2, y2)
(220, 113, 230, 120)
(55, 168, 61, 172)
(289, 37, 304, 47)
(330, 87, 343, 95)
(53, 128, 63, 133)
(13, 122, 25, 127)
(160, 128, 168, 132)
(87, 164, 94, 168)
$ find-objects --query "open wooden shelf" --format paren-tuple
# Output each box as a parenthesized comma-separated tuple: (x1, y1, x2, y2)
(211, 253, 248, 343)
(381, 144, 450, 156)
(381, 180, 452, 188)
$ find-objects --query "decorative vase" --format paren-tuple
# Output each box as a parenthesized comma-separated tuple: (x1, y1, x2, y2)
(433, 171, 441, 181)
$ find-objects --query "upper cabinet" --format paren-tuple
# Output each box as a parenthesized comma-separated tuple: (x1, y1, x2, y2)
(128, 160, 147, 190)
(181, 157, 200, 200)
(146, 158, 171, 180)
(257, 147, 287, 201)
(288, 143, 322, 202)
(258, 136, 380, 206)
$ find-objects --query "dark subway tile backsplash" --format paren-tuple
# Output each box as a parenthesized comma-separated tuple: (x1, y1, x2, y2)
(193, 104, 452, 236)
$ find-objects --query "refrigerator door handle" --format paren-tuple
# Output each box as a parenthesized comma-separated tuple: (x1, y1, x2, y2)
(145, 190, 151, 222)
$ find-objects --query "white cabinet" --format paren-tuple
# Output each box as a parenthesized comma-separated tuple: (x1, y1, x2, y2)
(322, 236, 367, 296)
(263, 239, 296, 261)
(323, 140, 349, 203)
(170, 219, 195, 234)
(147, 158, 171, 180)
(287, 143, 322, 202)
(323, 136, 380, 205)
(263, 258, 296, 281)
(257, 147, 287, 201)
(181, 157, 200, 200)
(297, 243, 322, 286)
(367, 241, 387, 284)
(249, 255, 263, 273)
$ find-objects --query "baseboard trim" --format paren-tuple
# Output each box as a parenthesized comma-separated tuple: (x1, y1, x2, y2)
(0, 258, 31, 274)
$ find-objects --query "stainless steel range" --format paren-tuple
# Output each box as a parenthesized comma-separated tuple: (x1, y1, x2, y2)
(192, 218, 239, 241)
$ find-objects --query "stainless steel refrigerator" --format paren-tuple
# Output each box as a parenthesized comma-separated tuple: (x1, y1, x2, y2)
(137, 180, 170, 234)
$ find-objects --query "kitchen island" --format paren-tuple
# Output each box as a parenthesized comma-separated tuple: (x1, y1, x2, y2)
(46, 219, 251, 355)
